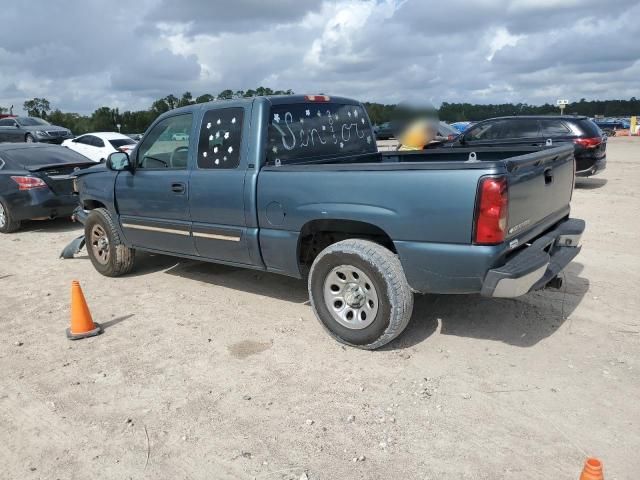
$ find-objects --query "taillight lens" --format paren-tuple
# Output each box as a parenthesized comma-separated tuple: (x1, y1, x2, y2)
(574, 137, 601, 149)
(10, 176, 48, 191)
(474, 176, 508, 245)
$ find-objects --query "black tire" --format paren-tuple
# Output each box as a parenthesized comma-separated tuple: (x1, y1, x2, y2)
(308, 239, 414, 350)
(84, 208, 135, 277)
(0, 198, 21, 233)
(25, 134, 34, 143)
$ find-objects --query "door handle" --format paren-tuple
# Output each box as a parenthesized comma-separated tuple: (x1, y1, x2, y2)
(171, 182, 186, 194)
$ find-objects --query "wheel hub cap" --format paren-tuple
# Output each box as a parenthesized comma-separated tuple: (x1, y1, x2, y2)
(323, 265, 379, 330)
(0, 204, 6, 228)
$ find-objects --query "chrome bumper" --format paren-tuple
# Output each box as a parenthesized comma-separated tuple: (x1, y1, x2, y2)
(481, 218, 585, 298)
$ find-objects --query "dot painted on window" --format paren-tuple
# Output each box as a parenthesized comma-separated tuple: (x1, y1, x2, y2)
(228, 146, 233, 153)
(354, 110, 358, 117)
(215, 159, 220, 165)
(216, 119, 221, 125)
(223, 156, 227, 161)
(215, 131, 220, 138)
(206, 122, 211, 129)
(209, 134, 213, 141)
(224, 132, 230, 139)
(203, 151, 208, 157)
(231, 117, 236, 124)
(213, 146, 218, 153)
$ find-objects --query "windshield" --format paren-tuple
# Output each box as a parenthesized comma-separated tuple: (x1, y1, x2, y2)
(17, 117, 50, 126)
(266, 103, 376, 165)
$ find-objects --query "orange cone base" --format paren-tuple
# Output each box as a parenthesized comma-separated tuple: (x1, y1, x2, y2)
(66, 322, 103, 340)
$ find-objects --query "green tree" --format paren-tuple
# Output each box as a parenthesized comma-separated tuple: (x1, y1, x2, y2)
(178, 91, 194, 107)
(151, 98, 170, 114)
(217, 89, 234, 100)
(195, 93, 215, 104)
(164, 94, 179, 110)
(23, 98, 51, 118)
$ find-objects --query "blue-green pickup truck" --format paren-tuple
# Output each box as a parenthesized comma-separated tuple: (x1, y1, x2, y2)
(73, 95, 584, 349)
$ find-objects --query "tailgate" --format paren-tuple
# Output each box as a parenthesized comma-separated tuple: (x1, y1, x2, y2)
(504, 144, 574, 240)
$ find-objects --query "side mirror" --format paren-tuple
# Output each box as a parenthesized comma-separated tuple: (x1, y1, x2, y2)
(106, 151, 131, 171)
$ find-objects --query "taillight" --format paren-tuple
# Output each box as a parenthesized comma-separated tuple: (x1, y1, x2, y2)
(10, 176, 48, 191)
(474, 176, 508, 245)
(574, 137, 601, 149)
(304, 95, 331, 102)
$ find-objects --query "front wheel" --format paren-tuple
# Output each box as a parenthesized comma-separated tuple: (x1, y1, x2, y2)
(84, 208, 135, 277)
(308, 239, 414, 350)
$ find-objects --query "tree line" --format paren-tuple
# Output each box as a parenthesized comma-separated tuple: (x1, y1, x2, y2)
(2, 92, 639, 135)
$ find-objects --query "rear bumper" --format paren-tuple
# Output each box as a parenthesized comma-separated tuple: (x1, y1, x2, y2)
(480, 218, 585, 297)
(576, 156, 606, 177)
(5, 190, 78, 221)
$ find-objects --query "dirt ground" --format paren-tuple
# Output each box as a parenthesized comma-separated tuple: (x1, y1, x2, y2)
(1, 137, 638, 480)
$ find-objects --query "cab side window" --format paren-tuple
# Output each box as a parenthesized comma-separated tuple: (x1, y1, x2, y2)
(197, 108, 244, 169)
(136, 114, 193, 169)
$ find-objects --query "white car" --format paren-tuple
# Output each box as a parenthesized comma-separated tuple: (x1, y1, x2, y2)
(62, 132, 137, 163)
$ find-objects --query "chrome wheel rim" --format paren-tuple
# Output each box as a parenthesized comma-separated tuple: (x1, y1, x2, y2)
(323, 265, 379, 330)
(90, 224, 110, 265)
(0, 203, 6, 229)
(25, 136, 33, 143)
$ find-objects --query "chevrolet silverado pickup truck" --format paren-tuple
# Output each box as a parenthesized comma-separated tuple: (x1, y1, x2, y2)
(73, 95, 585, 349)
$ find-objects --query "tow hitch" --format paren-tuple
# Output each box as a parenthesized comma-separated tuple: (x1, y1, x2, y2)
(545, 276, 563, 290)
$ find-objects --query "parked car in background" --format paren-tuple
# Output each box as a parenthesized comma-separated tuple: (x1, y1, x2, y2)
(373, 122, 394, 140)
(444, 116, 606, 176)
(62, 132, 137, 163)
(451, 121, 473, 133)
(593, 118, 629, 136)
(0, 144, 94, 233)
(73, 95, 583, 349)
(125, 133, 144, 141)
(0, 116, 73, 144)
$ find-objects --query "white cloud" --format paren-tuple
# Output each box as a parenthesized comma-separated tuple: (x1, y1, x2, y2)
(1, 0, 638, 115)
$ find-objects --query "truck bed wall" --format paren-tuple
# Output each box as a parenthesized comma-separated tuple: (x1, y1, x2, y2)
(256, 164, 501, 284)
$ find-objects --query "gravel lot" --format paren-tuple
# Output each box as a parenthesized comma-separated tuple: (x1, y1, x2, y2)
(1, 137, 638, 480)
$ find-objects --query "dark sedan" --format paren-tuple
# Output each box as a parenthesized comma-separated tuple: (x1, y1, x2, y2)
(443, 116, 606, 176)
(0, 144, 94, 233)
(0, 116, 73, 144)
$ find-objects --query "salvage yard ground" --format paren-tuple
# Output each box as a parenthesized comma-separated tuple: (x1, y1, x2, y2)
(1, 137, 639, 480)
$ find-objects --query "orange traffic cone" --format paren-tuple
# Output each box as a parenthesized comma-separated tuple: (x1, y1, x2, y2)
(580, 458, 604, 480)
(66, 280, 102, 340)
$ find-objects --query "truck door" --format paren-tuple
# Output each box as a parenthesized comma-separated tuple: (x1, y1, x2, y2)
(115, 113, 196, 255)
(188, 106, 253, 265)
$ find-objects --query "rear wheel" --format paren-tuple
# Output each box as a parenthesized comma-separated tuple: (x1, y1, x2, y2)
(25, 134, 34, 143)
(85, 208, 135, 276)
(308, 239, 413, 350)
(0, 199, 21, 233)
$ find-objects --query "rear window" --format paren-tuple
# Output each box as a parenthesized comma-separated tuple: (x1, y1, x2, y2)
(109, 138, 136, 148)
(1, 146, 91, 168)
(266, 103, 375, 165)
(575, 119, 602, 137)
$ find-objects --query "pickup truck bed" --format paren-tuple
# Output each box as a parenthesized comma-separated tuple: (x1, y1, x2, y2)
(73, 95, 584, 349)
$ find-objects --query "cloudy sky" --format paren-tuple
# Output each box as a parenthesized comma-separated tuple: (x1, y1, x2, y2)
(1, 0, 639, 114)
